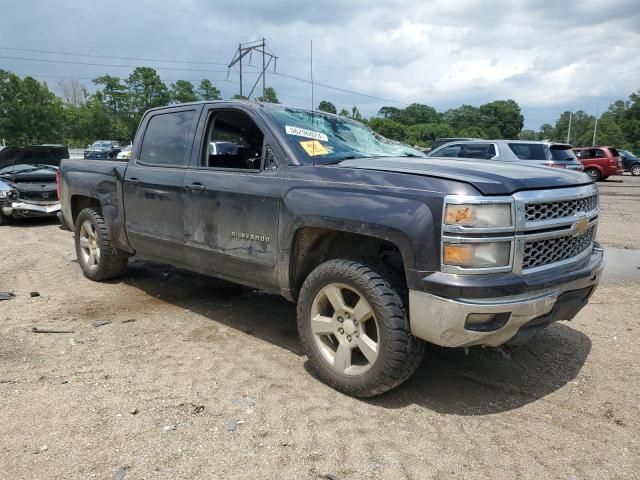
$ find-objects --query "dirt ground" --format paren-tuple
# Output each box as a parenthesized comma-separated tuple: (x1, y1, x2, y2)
(1, 176, 639, 479)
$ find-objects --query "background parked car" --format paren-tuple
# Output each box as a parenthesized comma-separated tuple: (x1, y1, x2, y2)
(618, 149, 640, 176)
(429, 137, 478, 151)
(427, 140, 583, 171)
(116, 144, 132, 160)
(572, 147, 624, 181)
(0, 144, 68, 224)
(84, 140, 122, 160)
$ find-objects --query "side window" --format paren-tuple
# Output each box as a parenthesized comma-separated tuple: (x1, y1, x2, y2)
(573, 149, 582, 159)
(594, 149, 606, 158)
(204, 110, 264, 169)
(139, 110, 196, 166)
(435, 144, 462, 157)
(459, 143, 490, 159)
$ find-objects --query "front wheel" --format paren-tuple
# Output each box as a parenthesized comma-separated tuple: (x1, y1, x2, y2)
(74, 208, 128, 281)
(0, 213, 9, 226)
(297, 259, 425, 397)
(585, 168, 601, 182)
(631, 165, 640, 176)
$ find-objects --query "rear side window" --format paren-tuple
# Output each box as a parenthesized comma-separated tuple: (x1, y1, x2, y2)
(549, 146, 577, 161)
(435, 144, 462, 157)
(508, 143, 548, 160)
(459, 143, 495, 159)
(594, 149, 606, 158)
(609, 148, 619, 157)
(139, 110, 196, 166)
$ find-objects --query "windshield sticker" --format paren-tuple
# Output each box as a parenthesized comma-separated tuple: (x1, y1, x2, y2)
(285, 125, 328, 142)
(299, 140, 328, 156)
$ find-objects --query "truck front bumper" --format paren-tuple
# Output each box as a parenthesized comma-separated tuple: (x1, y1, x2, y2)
(409, 245, 604, 348)
(2, 201, 61, 217)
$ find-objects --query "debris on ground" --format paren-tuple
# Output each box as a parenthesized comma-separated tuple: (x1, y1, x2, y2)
(130, 408, 139, 415)
(31, 327, 75, 334)
(91, 320, 111, 328)
(0, 292, 15, 301)
(121, 319, 136, 324)
(162, 425, 176, 432)
(30, 291, 40, 298)
(112, 466, 127, 480)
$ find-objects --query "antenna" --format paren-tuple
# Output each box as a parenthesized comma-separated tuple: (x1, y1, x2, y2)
(310, 40, 314, 111)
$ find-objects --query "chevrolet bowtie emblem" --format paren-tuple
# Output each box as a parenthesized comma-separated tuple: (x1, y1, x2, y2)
(574, 218, 589, 236)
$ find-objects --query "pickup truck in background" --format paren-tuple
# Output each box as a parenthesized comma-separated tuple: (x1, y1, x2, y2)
(58, 101, 604, 397)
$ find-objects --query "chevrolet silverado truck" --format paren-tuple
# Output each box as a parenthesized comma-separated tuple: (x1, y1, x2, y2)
(58, 101, 603, 397)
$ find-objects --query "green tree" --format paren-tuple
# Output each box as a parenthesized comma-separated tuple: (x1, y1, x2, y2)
(552, 110, 594, 145)
(397, 103, 440, 125)
(478, 99, 524, 138)
(442, 105, 482, 132)
(377, 106, 401, 120)
(92, 75, 127, 113)
(197, 79, 221, 101)
(258, 87, 279, 103)
(170, 80, 197, 104)
(125, 67, 170, 114)
(538, 123, 553, 141)
(317, 100, 337, 114)
(338, 108, 350, 117)
(351, 106, 362, 121)
(405, 123, 455, 147)
(368, 118, 406, 141)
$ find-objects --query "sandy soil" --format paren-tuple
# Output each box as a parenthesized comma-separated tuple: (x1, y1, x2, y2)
(1, 176, 639, 479)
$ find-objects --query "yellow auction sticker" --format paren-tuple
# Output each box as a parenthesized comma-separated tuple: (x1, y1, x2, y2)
(299, 140, 328, 156)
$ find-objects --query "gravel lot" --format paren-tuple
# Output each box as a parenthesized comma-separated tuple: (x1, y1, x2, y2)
(1, 175, 639, 479)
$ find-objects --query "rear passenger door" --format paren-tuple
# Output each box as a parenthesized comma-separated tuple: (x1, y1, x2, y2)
(182, 105, 282, 289)
(458, 143, 496, 160)
(124, 107, 200, 264)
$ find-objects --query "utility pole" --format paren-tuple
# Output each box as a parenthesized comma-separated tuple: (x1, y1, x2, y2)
(566, 111, 572, 144)
(592, 117, 598, 146)
(228, 39, 277, 99)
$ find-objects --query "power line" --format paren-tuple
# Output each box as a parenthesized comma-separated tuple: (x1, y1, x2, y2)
(14, 73, 234, 83)
(0, 55, 231, 73)
(0, 46, 228, 66)
(3, 47, 410, 108)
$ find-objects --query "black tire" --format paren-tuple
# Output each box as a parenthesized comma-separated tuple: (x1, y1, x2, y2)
(297, 259, 425, 397)
(631, 164, 640, 176)
(0, 213, 8, 226)
(74, 208, 128, 281)
(601, 176, 609, 181)
(585, 168, 601, 182)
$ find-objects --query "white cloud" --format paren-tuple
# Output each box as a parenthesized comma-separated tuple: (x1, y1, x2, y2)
(2, 0, 639, 128)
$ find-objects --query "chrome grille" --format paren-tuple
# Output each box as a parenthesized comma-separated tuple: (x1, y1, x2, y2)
(522, 226, 596, 270)
(525, 195, 598, 222)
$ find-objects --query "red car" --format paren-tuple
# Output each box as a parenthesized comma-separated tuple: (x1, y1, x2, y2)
(572, 146, 624, 181)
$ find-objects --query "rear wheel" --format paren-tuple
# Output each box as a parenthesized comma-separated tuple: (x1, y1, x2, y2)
(297, 259, 425, 397)
(631, 165, 640, 176)
(585, 168, 601, 182)
(0, 213, 9, 226)
(74, 208, 128, 281)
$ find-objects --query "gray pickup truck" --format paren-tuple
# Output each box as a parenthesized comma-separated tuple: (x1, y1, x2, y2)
(58, 101, 603, 397)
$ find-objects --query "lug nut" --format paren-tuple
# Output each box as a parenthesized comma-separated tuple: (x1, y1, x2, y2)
(353, 320, 358, 326)
(345, 312, 350, 319)
(354, 331, 359, 338)
(347, 335, 352, 342)
(338, 328, 344, 334)
(337, 316, 343, 323)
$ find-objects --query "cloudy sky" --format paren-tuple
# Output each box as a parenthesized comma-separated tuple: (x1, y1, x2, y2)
(2, 0, 639, 128)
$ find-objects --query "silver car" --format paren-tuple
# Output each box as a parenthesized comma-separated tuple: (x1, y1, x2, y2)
(427, 140, 583, 171)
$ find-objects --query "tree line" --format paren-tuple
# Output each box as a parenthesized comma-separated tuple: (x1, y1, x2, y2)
(1, 66, 638, 152)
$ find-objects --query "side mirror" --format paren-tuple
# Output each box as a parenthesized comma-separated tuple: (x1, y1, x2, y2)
(263, 146, 277, 171)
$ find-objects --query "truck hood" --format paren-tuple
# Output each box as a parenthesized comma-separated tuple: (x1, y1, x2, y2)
(338, 157, 592, 195)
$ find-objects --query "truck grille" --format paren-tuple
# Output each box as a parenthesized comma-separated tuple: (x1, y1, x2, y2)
(522, 226, 596, 270)
(525, 195, 598, 222)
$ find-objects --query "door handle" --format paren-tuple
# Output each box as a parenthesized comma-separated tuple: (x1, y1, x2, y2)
(186, 183, 205, 191)
(127, 177, 140, 185)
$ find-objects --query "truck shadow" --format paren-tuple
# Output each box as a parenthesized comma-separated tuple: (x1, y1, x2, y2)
(120, 259, 591, 416)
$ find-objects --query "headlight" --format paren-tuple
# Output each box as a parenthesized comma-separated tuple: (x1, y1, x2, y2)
(443, 241, 511, 268)
(444, 203, 512, 228)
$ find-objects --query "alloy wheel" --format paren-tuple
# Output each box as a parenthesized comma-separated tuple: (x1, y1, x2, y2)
(310, 283, 380, 376)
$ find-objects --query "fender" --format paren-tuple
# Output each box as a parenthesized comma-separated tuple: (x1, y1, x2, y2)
(278, 185, 439, 291)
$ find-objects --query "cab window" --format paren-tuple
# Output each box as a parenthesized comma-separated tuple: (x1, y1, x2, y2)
(139, 110, 196, 166)
(203, 110, 264, 170)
